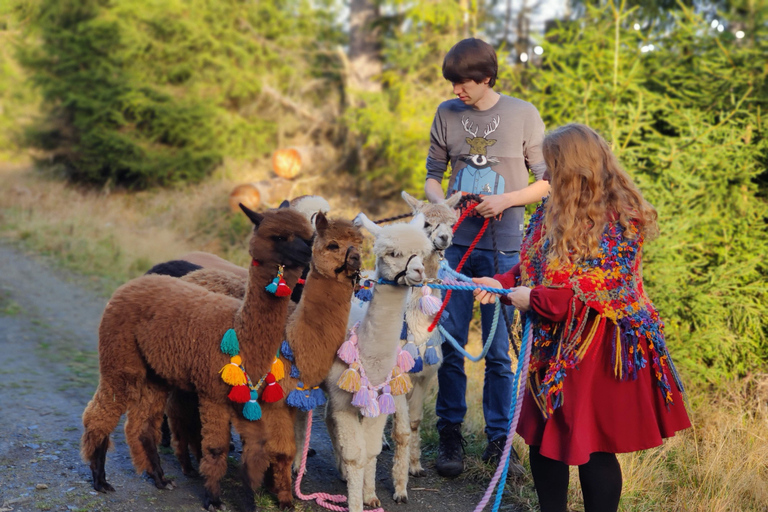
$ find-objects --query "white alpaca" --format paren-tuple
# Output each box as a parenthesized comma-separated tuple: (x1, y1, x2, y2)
(320, 213, 433, 512)
(395, 191, 460, 476)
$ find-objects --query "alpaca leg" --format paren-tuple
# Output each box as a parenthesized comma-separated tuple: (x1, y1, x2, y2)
(232, 415, 270, 512)
(292, 410, 308, 474)
(198, 399, 233, 510)
(166, 389, 202, 477)
(81, 380, 135, 493)
(124, 384, 174, 489)
(331, 407, 365, 512)
(391, 395, 411, 503)
(361, 415, 388, 508)
(324, 401, 347, 481)
(260, 407, 297, 509)
(407, 378, 430, 477)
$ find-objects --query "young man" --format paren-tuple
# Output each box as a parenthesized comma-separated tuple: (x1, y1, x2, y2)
(425, 38, 549, 477)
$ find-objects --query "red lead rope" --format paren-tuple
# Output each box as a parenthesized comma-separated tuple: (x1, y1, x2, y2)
(427, 201, 489, 333)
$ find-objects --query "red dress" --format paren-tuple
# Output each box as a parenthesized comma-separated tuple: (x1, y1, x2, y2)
(495, 265, 691, 466)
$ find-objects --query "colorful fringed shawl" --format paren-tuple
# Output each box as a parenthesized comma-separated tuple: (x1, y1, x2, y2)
(519, 200, 684, 418)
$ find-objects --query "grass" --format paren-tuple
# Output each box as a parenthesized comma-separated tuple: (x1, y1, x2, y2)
(1, 163, 767, 511)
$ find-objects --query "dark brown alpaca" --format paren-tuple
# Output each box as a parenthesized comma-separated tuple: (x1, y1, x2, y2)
(167, 214, 364, 509)
(80, 204, 313, 511)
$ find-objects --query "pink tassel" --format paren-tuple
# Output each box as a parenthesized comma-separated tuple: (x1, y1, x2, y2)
(362, 388, 381, 418)
(378, 385, 396, 415)
(419, 286, 442, 316)
(337, 338, 357, 364)
(397, 347, 415, 373)
(351, 385, 370, 409)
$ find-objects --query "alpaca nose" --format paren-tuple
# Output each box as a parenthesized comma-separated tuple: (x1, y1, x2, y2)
(436, 234, 450, 249)
(347, 248, 361, 271)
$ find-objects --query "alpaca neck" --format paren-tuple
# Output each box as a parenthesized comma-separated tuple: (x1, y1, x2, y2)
(287, 269, 354, 386)
(424, 251, 441, 279)
(235, 262, 300, 374)
(357, 282, 410, 386)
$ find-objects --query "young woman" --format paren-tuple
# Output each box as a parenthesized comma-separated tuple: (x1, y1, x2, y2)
(473, 123, 690, 512)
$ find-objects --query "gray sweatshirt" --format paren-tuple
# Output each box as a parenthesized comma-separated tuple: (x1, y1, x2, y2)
(426, 94, 546, 252)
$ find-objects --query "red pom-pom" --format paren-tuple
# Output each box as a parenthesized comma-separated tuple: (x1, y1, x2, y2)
(261, 379, 284, 403)
(228, 384, 251, 403)
(265, 372, 276, 384)
(274, 278, 292, 297)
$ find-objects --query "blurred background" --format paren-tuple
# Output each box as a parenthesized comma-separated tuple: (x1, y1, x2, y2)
(1, 1, 767, 509)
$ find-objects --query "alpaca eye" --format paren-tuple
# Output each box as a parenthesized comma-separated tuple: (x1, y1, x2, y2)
(328, 242, 339, 250)
(423, 222, 432, 229)
(272, 235, 287, 242)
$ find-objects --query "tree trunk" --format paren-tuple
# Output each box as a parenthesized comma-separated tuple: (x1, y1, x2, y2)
(349, 0, 382, 93)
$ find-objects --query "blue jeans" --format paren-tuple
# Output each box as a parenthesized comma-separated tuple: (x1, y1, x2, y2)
(436, 244, 519, 441)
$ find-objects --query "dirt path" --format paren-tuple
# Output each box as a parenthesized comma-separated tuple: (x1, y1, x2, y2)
(0, 241, 520, 512)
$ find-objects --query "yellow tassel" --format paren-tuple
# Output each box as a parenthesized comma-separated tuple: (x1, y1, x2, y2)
(271, 357, 285, 381)
(337, 364, 361, 392)
(220, 356, 247, 386)
(389, 371, 412, 396)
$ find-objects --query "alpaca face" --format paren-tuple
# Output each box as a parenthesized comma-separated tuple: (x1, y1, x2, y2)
(310, 214, 364, 282)
(373, 214, 432, 286)
(402, 191, 460, 252)
(245, 207, 314, 270)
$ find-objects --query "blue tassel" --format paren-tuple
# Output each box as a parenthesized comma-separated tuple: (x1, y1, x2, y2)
(220, 329, 239, 356)
(265, 278, 279, 294)
(399, 322, 408, 340)
(402, 342, 419, 359)
(355, 280, 374, 302)
(243, 390, 262, 421)
(281, 340, 294, 361)
(311, 388, 326, 408)
(290, 364, 301, 379)
(424, 346, 440, 365)
(286, 388, 312, 411)
(409, 355, 423, 373)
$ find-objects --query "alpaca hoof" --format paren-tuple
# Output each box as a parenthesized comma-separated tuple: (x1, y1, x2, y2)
(409, 468, 426, 478)
(393, 492, 408, 504)
(364, 497, 381, 508)
(278, 498, 294, 510)
(307, 448, 317, 458)
(94, 481, 115, 493)
(204, 491, 222, 510)
(181, 465, 199, 478)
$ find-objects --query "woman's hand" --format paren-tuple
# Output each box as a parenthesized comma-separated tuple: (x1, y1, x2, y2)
(506, 286, 532, 312)
(472, 277, 502, 304)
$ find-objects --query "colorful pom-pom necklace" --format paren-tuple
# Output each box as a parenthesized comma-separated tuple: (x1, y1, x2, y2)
(218, 328, 287, 421)
(336, 322, 414, 417)
(281, 340, 327, 412)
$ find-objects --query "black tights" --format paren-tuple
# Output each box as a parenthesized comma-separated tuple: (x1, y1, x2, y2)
(528, 446, 622, 512)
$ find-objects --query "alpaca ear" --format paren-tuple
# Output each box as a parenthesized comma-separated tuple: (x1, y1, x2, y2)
(401, 190, 422, 213)
(353, 213, 381, 236)
(409, 212, 426, 229)
(240, 203, 264, 227)
(278, 200, 290, 209)
(314, 211, 329, 235)
(444, 192, 462, 209)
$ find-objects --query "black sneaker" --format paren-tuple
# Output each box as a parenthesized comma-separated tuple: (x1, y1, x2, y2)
(482, 435, 525, 477)
(435, 423, 466, 477)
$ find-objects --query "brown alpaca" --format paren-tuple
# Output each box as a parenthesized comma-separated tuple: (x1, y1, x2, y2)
(167, 214, 364, 509)
(80, 204, 314, 511)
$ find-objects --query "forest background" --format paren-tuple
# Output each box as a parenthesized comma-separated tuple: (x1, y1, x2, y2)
(0, 0, 767, 510)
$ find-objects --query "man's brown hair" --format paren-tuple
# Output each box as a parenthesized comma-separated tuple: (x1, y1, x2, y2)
(442, 38, 498, 88)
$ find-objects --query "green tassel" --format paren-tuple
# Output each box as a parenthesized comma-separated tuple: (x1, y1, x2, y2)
(220, 329, 240, 356)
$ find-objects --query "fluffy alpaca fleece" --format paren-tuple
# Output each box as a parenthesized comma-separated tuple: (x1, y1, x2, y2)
(319, 213, 433, 512)
(167, 214, 364, 509)
(396, 191, 460, 476)
(80, 205, 313, 512)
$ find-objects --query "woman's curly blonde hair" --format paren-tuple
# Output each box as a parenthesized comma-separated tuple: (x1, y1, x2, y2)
(542, 123, 658, 265)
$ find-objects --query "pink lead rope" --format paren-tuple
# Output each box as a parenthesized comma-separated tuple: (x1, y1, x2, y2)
(294, 411, 386, 512)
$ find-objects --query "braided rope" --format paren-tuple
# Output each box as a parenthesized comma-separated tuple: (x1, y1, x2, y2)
(294, 412, 385, 512)
(473, 316, 533, 512)
(437, 300, 500, 362)
(372, 212, 413, 224)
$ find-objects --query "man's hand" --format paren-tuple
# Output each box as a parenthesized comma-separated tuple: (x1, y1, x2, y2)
(506, 286, 532, 312)
(472, 277, 502, 304)
(474, 193, 512, 218)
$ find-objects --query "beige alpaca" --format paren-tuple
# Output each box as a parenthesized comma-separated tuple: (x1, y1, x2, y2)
(319, 212, 432, 512)
(395, 191, 460, 476)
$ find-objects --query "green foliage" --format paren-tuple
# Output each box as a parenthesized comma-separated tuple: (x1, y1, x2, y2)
(499, 3, 768, 381)
(12, 0, 344, 189)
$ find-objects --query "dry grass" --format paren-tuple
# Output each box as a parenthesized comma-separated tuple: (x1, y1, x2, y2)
(1, 162, 767, 511)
